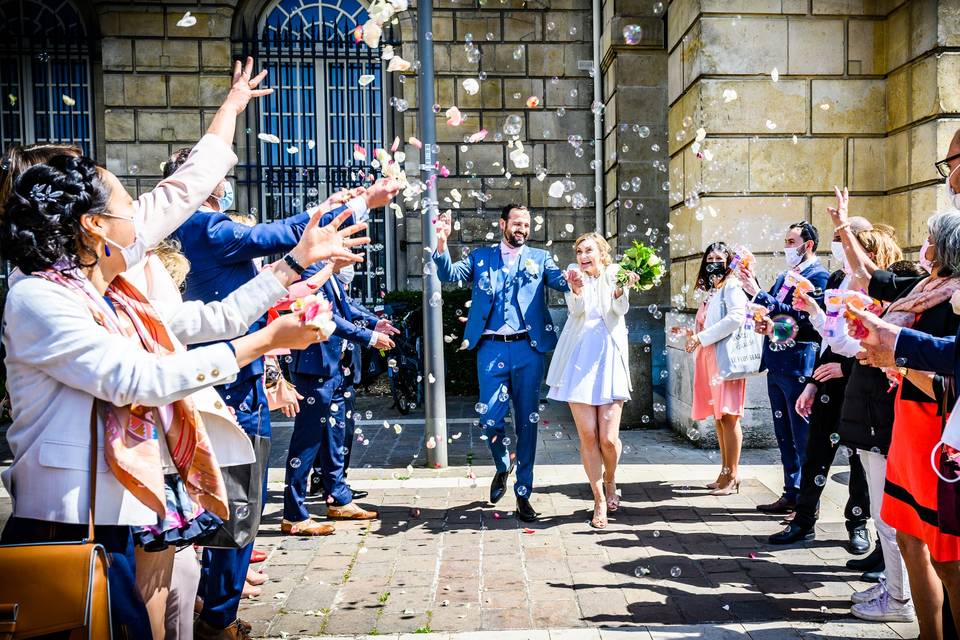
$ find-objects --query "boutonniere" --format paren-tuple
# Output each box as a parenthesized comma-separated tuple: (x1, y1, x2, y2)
(523, 258, 540, 276)
(952, 290, 960, 315)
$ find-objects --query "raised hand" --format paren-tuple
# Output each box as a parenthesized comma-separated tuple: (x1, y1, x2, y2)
(435, 212, 452, 252)
(564, 268, 583, 294)
(737, 262, 760, 297)
(316, 187, 366, 215)
(364, 178, 402, 209)
(375, 319, 400, 336)
(826, 186, 849, 229)
(289, 208, 369, 268)
(223, 57, 273, 116)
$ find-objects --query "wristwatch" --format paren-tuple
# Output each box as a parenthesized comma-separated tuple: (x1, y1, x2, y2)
(282, 253, 306, 275)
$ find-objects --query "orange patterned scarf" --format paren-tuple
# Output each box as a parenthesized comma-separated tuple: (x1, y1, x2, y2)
(34, 269, 228, 520)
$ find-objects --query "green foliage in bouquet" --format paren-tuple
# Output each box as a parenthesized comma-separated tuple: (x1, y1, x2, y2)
(617, 241, 664, 291)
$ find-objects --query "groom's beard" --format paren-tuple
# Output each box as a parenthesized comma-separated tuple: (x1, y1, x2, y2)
(503, 230, 527, 248)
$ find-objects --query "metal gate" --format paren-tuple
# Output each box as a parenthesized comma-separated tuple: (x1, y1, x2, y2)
(0, 0, 95, 156)
(234, 0, 399, 303)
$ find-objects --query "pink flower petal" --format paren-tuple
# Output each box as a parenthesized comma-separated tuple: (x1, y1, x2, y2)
(409, 136, 423, 149)
(468, 129, 488, 143)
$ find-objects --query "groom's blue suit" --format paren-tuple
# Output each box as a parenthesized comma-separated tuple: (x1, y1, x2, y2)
(434, 243, 569, 498)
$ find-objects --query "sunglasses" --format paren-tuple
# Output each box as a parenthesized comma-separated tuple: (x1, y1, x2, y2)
(935, 152, 960, 178)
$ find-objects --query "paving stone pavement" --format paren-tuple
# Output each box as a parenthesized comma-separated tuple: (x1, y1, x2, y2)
(239, 395, 919, 639)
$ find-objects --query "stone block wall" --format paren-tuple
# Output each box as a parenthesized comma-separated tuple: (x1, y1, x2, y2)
(665, 0, 960, 441)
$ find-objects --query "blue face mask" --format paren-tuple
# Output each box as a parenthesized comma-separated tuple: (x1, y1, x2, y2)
(217, 181, 234, 211)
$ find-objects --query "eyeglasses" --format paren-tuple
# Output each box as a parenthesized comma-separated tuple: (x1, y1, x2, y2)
(935, 152, 960, 178)
(98, 212, 135, 222)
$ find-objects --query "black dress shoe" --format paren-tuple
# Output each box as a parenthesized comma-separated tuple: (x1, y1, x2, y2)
(768, 523, 815, 545)
(846, 543, 884, 571)
(308, 471, 323, 496)
(862, 569, 885, 583)
(757, 496, 797, 514)
(516, 497, 539, 523)
(351, 489, 369, 500)
(489, 460, 516, 505)
(848, 527, 870, 555)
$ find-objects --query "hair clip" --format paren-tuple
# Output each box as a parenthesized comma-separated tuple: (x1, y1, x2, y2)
(29, 183, 63, 203)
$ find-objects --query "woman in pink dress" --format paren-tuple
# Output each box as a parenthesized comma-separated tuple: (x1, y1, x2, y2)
(686, 242, 748, 495)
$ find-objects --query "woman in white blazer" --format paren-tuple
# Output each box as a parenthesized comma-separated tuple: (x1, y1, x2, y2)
(684, 242, 749, 496)
(0, 65, 368, 637)
(547, 232, 637, 529)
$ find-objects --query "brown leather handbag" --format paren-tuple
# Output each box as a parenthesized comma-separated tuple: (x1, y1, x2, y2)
(0, 405, 112, 639)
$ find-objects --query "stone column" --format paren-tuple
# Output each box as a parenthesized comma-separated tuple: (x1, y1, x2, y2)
(665, 0, 960, 445)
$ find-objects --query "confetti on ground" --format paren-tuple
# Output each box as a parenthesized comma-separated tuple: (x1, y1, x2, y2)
(522, 528, 535, 534)
(771, 67, 779, 82)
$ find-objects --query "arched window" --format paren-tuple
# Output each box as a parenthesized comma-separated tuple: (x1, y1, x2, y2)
(0, 0, 95, 155)
(236, 0, 396, 302)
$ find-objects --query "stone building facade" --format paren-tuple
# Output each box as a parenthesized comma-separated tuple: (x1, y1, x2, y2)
(18, 0, 670, 425)
(665, 0, 960, 443)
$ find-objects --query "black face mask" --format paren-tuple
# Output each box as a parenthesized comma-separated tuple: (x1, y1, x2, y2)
(705, 262, 726, 277)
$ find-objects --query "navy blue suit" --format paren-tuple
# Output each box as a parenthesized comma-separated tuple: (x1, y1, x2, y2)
(895, 329, 956, 378)
(753, 259, 830, 502)
(284, 264, 378, 520)
(176, 206, 310, 630)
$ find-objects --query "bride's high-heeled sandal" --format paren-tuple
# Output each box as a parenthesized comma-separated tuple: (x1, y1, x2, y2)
(589, 503, 607, 529)
(604, 482, 620, 512)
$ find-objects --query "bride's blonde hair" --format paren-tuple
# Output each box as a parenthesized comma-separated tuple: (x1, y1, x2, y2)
(574, 232, 612, 266)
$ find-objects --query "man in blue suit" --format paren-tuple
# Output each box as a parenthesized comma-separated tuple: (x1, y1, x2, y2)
(167, 149, 396, 634)
(284, 258, 397, 527)
(433, 204, 571, 522)
(739, 221, 830, 514)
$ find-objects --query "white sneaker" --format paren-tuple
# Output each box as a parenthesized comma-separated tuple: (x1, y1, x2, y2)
(851, 581, 886, 604)
(851, 592, 917, 623)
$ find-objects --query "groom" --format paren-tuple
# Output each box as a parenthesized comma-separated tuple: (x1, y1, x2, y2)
(433, 204, 570, 522)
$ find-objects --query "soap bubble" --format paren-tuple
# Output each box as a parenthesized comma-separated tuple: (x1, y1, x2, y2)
(686, 427, 700, 441)
(503, 114, 523, 136)
(670, 566, 682, 577)
(852, 506, 863, 517)
(814, 475, 826, 487)
(529, 412, 540, 423)
(623, 24, 642, 45)
(829, 433, 840, 445)
(475, 402, 488, 414)
(769, 314, 799, 344)
(634, 566, 650, 577)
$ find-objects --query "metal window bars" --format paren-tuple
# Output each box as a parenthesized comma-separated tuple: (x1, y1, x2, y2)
(234, 0, 399, 304)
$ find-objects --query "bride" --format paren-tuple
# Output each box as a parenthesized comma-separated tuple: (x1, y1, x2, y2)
(547, 232, 637, 529)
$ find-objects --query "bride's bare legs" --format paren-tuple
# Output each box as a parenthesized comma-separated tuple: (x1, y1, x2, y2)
(598, 401, 624, 502)
(570, 402, 604, 511)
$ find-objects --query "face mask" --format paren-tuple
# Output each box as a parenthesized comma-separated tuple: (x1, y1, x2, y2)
(704, 262, 726, 278)
(784, 245, 804, 269)
(99, 213, 148, 271)
(831, 241, 847, 270)
(104, 234, 148, 271)
(217, 181, 234, 211)
(920, 238, 934, 272)
(947, 164, 960, 210)
(337, 263, 356, 286)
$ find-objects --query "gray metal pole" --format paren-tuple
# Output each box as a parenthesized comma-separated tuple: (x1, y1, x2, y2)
(591, 0, 604, 234)
(417, 0, 448, 468)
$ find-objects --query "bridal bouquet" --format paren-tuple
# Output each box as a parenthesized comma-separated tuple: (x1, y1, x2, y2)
(617, 241, 664, 291)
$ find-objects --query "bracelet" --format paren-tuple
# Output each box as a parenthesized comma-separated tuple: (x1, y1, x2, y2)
(282, 253, 306, 275)
(835, 222, 851, 232)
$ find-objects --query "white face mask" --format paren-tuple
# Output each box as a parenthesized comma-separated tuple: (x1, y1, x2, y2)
(920, 238, 934, 272)
(831, 241, 847, 271)
(784, 245, 805, 269)
(99, 213, 148, 271)
(337, 263, 356, 286)
(948, 164, 960, 210)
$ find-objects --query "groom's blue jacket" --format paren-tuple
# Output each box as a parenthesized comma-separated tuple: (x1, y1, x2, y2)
(433, 244, 570, 353)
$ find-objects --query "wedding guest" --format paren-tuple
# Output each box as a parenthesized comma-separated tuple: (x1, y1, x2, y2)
(0, 155, 359, 638)
(739, 222, 830, 514)
(839, 205, 960, 634)
(685, 242, 748, 496)
(546, 232, 638, 528)
(769, 216, 879, 554)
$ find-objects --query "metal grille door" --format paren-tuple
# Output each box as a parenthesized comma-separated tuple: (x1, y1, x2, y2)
(236, 0, 397, 302)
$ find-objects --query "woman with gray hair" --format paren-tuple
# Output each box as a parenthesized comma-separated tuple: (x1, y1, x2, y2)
(834, 191, 960, 635)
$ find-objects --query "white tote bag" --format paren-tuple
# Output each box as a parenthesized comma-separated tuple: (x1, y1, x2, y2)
(715, 285, 764, 380)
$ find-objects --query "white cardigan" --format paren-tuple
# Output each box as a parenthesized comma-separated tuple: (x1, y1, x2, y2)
(696, 279, 748, 347)
(546, 263, 632, 392)
(0, 135, 269, 526)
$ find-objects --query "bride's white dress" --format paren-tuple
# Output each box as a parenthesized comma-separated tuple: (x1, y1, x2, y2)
(547, 274, 631, 405)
